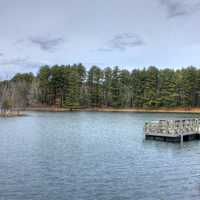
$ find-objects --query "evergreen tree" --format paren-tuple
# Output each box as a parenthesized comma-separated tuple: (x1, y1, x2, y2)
(159, 69, 177, 107)
(37, 65, 51, 105)
(131, 69, 146, 107)
(87, 66, 103, 107)
(180, 67, 197, 107)
(1, 64, 200, 110)
(143, 66, 159, 108)
(119, 69, 131, 107)
(103, 67, 112, 107)
(49, 65, 65, 106)
(111, 66, 121, 107)
(64, 67, 80, 110)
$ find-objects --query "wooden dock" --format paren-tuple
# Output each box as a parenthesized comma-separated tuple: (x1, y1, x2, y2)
(144, 118, 200, 142)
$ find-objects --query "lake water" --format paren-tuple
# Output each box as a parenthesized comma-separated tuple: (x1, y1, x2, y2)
(0, 112, 200, 200)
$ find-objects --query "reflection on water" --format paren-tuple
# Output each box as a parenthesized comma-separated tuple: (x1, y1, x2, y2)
(0, 112, 200, 200)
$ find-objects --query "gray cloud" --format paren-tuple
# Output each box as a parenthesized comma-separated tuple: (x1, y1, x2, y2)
(0, 52, 3, 56)
(0, 57, 45, 68)
(98, 33, 145, 52)
(15, 39, 25, 45)
(159, 0, 200, 18)
(29, 37, 64, 52)
(97, 48, 113, 52)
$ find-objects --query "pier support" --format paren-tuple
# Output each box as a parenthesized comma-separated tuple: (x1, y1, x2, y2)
(180, 135, 183, 143)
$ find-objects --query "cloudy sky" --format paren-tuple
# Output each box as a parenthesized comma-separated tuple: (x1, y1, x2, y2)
(0, 0, 200, 77)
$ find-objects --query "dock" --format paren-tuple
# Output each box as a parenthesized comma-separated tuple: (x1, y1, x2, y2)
(144, 118, 200, 142)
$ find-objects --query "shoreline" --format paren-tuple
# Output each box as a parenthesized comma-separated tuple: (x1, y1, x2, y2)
(0, 112, 26, 117)
(26, 107, 200, 113)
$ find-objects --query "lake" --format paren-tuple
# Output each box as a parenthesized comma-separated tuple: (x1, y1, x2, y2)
(0, 112, 200, 200)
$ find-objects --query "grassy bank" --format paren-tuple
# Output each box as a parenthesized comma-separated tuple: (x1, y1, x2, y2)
(26, 107, 200, 113)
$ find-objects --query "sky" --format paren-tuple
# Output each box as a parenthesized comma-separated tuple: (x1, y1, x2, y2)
(0, 0, 200, 77)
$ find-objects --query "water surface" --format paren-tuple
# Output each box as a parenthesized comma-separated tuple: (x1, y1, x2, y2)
(0, 112, 200, 200)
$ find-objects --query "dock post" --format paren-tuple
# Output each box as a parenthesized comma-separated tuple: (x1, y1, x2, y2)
(180, 134, 183, 143)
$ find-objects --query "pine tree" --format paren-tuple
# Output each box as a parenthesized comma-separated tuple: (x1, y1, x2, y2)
(159, 69, 178, 107)
(87, 66, 103, 107)
(111, 66, 121, 107)
(143, 66, 159, 108)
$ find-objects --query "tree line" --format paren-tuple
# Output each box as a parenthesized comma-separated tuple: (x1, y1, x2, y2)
(0, 64, 200, 110)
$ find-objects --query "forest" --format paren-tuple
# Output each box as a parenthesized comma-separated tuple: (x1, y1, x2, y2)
(0, 64, 199, 111)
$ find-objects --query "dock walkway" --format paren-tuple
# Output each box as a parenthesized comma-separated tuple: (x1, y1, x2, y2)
(144, 118, 200, 142)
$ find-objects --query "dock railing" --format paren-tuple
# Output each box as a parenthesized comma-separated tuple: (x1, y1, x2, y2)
(144, 118, 200, 137)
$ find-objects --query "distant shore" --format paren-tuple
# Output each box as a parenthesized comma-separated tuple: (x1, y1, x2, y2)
(26, 107, 200, 113)
(0, 111, 26, 117)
